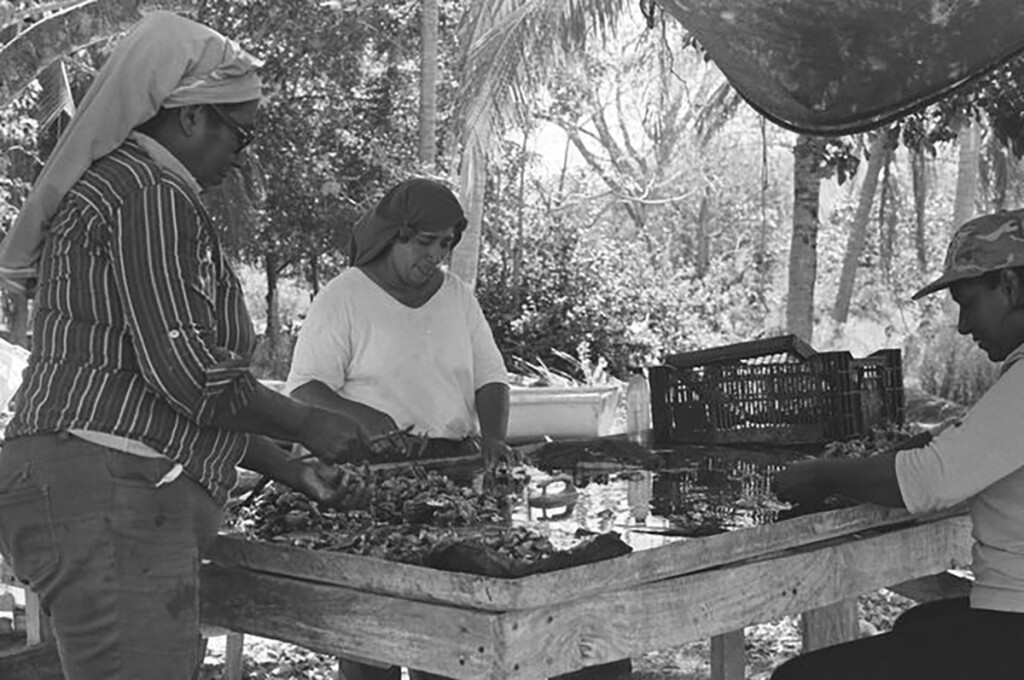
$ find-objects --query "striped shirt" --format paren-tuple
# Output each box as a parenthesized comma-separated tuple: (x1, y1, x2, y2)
(6, 139, 257, 505)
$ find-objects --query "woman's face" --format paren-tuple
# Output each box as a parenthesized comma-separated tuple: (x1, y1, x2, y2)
(191, 100, 260, 187)
(389, 226, 458, 287)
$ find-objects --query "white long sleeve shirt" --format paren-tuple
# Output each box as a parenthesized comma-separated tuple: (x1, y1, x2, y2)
(896, 344, 1024, 612)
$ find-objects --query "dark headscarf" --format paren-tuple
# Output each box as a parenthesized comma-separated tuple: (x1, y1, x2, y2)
(349, 178, 467, 266)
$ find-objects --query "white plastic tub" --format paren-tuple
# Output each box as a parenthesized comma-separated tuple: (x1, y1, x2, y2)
(507, 385, 622, 444)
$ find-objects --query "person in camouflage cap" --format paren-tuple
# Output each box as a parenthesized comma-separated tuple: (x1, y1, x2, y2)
(770, 209, 1024, 679)
(913, 208, 1024, 301)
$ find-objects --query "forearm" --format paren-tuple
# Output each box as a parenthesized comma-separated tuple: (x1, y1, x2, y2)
(290, 380, 396, 433)
(213, 381, 313, 443)
(475, 382, 510, 441)
(817, 452, 906, 508)
(292, 380, 368, 417)
(239, 434, 302, 489)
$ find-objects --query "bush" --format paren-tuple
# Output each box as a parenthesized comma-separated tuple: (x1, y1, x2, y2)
(910, 322, 998, 407)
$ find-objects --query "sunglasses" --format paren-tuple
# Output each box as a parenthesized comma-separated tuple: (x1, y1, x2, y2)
(206, 104, 256, 152)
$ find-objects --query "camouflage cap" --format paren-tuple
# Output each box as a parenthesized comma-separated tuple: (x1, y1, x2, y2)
(913, 209, 1024, 300)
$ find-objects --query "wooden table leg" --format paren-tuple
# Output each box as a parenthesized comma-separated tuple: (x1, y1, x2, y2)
(801, 599, 858, 651)
(710, 629, 745, 680)
(24, 590, 52, 646)
(199, 626, 245, 680)
(224, 631, 244, 680)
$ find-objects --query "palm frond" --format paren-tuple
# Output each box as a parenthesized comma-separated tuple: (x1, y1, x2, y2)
(691, 79, 745, 145)
(0, 0, 197, 108)
(36, 58, 75, 131)
(455, 0, 634, 147)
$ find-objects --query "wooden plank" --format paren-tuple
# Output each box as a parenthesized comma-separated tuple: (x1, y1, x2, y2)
(710, 629, 745, 680)
(207, 537, 521, 610)
(496, 516, 971, 679)
(512, 504, 949, 609)
(801, 599, 858, 651)
(210, 505, 963, 612)
(200, 563, 502, 680)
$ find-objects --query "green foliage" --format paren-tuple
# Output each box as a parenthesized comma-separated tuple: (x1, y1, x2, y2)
(475, 122, 786, 379)
(199, 0, 465, 288)
(910, 322, 999, 407)
(0, 87, 43, 224)
(471, 24, 802, 379)
(898, 51, 1024, 158)
(511, 341, 619, 387)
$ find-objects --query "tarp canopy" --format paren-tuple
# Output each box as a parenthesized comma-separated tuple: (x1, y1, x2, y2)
(658, 0, 1024, 135)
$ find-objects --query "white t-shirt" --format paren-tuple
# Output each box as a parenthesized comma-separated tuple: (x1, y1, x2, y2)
(285, 268, 508, 440)
(896, 344, 1024, 612)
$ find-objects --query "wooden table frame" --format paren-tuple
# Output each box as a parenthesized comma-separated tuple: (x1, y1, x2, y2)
(201, 505, 972, 679)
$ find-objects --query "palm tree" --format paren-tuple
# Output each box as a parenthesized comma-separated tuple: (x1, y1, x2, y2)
(449, 0, 633, 284)
(787, 134, 825, 343)
(418, 0, 438, 171)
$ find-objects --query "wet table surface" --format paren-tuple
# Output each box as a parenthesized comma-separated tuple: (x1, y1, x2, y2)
(514, 440, 827, 552)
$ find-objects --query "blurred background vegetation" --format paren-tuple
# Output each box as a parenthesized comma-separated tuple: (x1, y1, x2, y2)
(4, 0, 1023, 408)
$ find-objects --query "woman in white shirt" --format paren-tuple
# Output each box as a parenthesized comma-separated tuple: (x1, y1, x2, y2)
(286, 177, 511, 680)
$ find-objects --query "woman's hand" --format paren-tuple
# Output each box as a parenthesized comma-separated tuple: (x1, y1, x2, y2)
(355, 407, 399, 439)
(292, 460, 372, 511)
(300, 406, 373, 464)
(480, 436, 521, 470)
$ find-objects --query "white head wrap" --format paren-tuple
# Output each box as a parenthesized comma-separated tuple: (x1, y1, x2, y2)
(0, 10, 263, 292)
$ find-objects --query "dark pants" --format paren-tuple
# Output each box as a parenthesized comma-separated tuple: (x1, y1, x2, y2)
(0, 433, 221, 680)
(771, 597, 1024, 680)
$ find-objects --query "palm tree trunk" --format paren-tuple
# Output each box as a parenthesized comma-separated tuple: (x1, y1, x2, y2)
(264, 251, 280, 358)
(450, 133, 486, 286)
(787, 134, 825, 344)
(696, 187, 711, 278)
(832, 129, 892, 325)
(987, 131, 1009, 212)
(953, 122, 980, 229)
(911, 149, 929, 272)
(417, 0, 438, 170)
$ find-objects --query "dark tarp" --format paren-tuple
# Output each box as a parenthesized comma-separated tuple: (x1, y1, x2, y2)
(658, 0, 1024, 135)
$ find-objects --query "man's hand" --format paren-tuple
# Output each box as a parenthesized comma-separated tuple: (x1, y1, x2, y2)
(293, 460, 372, 511)
(300, 406, 373, 464)
(772, 460, 835, 507)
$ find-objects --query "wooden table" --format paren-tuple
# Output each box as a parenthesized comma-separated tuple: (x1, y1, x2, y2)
(200, 503, 972, 679)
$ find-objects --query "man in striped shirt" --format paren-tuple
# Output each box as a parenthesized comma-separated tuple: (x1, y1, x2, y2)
(0, 12, 371, 680)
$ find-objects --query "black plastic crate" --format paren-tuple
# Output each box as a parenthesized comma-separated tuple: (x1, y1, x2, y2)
(649, 336, 904, 445)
